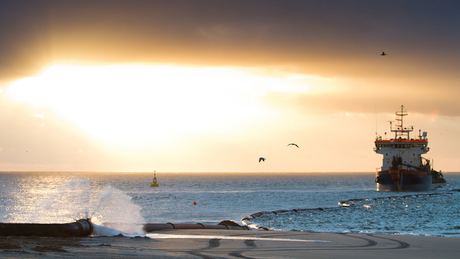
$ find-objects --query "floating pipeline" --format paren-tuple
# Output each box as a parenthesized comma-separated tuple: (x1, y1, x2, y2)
(338, 189, 460, 207)
(241, 207, 339, 230)
(0, 219, 93, 237)
(103, 220, 250, 233)
(241, 189, 460, 230)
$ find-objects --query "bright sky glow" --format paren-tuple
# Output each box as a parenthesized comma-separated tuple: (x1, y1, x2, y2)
(6, 64, 333, 146)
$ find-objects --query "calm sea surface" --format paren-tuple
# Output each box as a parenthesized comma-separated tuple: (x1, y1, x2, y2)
(1, 172, 459, 237)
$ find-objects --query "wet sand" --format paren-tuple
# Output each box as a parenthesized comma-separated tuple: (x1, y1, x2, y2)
(1, 230, 459, 258)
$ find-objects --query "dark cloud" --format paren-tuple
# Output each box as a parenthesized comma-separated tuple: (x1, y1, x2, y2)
(0, 0, 459, 83)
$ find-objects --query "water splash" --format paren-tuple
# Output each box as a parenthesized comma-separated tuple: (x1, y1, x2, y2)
(8, 177, 145, 235)
(90, 186, 145, 235)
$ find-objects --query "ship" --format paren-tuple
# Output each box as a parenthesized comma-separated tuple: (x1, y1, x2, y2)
(374, 105, 446, 191)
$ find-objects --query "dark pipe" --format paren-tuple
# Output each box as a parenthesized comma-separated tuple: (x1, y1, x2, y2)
(143, 223, 175, 232)
(117, 222, 246, 233)
(225, 225, 250, 230)
(200, 224, 228, 230)
(167, 223, 205, 229)
(0, 219, 93, 237)
(141, 221, 249, 232)
(218, 220, 249, 230)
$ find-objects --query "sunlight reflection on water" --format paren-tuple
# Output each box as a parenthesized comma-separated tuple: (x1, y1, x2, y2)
(1, 172, 459, 236)
(0, 173, 145, 234)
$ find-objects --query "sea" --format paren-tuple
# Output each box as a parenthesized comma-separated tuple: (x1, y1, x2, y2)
(1, 172, 459, 237)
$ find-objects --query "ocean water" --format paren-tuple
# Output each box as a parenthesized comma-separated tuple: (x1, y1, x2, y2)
(0, 172, 459, 237)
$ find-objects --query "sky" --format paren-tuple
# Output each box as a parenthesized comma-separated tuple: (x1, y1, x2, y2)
(0, 0, 459, 172)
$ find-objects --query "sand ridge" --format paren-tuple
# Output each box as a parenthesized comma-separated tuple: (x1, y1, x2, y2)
(1, 230, 459, 258)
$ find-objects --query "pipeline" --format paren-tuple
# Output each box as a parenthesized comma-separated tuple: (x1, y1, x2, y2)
(0, 219, 250, 237)
(104, 220, 250, 233)
(241, 189, 460, 229)
(338, 189, 460, 207)
(0, 219, 93, 237)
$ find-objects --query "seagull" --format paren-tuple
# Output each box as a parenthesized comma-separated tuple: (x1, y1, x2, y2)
(287, 143, 299, 148)
(380, 51, 387, 56)
(259, 157, 266, 162)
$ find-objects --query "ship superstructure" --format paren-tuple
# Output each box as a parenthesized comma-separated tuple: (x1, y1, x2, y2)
(374, 105, 446, 191)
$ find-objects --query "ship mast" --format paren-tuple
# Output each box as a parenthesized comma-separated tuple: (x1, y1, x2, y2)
(390, 105, 413, 139)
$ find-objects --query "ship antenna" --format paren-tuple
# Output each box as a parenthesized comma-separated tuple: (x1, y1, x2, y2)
(391, 105, 412, 139)
(375, 106, 378, 139)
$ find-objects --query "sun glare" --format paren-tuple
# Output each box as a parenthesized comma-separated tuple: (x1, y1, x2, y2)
(6, 64, 328, 145)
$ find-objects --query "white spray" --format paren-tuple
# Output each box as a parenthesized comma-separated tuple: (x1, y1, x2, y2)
(25, 177, 146, 235)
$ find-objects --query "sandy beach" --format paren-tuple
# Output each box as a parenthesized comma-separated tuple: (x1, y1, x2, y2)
(1, 229, 459, 258)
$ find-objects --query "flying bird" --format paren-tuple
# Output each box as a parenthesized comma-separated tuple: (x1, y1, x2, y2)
(259, 157, 266, 162)
(380, 51, 387, 56)
(288, 143, 299, 148)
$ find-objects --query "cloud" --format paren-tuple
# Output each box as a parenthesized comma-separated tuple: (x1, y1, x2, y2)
(0, 1, 459, 84)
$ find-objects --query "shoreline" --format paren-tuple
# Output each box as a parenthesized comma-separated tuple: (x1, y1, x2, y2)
(1, 230, 459, 258)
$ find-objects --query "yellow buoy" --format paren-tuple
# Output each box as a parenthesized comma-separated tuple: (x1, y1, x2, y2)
(151, 172, 159, 187)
